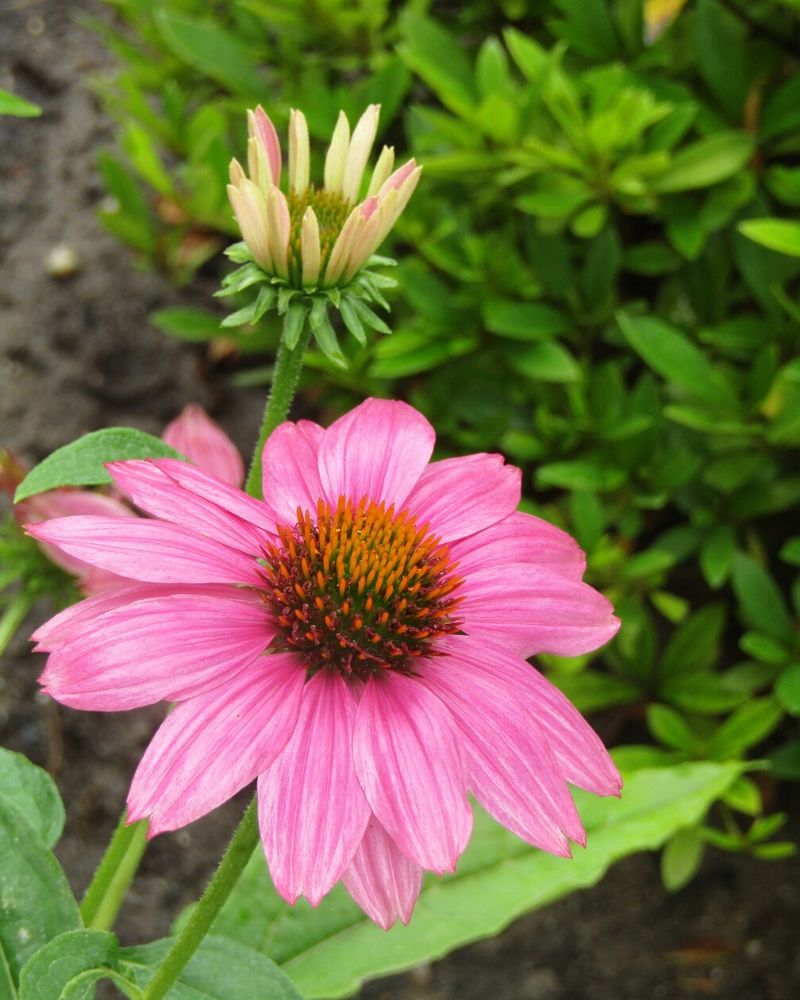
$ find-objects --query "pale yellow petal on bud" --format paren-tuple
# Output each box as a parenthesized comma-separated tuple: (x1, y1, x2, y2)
(323, 202, 371, 287)
(366, 146, 395, 199)
(247, 137, 272, 195)
(324, 111, 351, 194)
(301, 207, 322, 287)
(288, 109, 310, 194)
(342, 103, 380, 204)
(227, 181, 271, 270)
(266, 184, 290, 278)
(342, 191, 398, 283)
(229, 158, 246, 187)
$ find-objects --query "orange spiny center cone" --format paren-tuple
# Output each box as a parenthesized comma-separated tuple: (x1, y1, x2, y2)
(261, 496, 464, 679)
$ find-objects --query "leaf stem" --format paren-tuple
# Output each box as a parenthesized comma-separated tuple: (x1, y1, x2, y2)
(141, 800, 260, 1000)
(80, 812, 149, 930)
(0, 590, 34, 657)
(245, 325, 312, 498)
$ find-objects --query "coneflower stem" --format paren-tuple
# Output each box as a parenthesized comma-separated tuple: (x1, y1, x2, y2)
(80, 812, 149, 930)
(141, 800, 259, 1000)
(245, 325, 312, 498)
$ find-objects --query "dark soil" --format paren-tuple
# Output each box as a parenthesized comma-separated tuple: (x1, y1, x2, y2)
(1, 3, 798, 999)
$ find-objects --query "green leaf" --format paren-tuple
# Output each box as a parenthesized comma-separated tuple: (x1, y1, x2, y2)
(618, 313, 738, 410)
(650, 132, 754, 193)
(505, 341, 581, 383)
(208, 764, 741, 999)
(398, 14, 476, 118)
(775, 664, 800, 715)
(536, 460, 625, 492)
(699, 525, 736, 589)
(0, 800, 80, 989)
(119, 936, 301, 1000)
(15, 429, 184, 502)
(0, 749, 64, 849)
(153, 11, 263, 98)
(707, 698, 784, 759)
(483, 300, 570, 340)
(694, 0, 747, 120)
(0, 89, 42, 118)
(150, 308, 222, 342)
(721, 775, 762, 816)
(282, 302, 310, 351)
(647, 704, 696, 752)
(661, 827, 703, 891)
(18, 929, 133, 1000)
(731, 554, 793, 642)
(737, 219, 800, 258)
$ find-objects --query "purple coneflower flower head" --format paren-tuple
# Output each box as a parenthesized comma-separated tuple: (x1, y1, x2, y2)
(222, 106, 420, 366)
(28, 399, 620, 929)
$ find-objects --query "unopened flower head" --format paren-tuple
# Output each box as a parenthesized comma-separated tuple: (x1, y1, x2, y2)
(222, 105, 421, 365)
(29, 399, 621, 930)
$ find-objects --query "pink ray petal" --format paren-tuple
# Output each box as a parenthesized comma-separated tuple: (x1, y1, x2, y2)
(353, 672, 471, 874)
(27, 516, 263, 586)
(107, 460, 263, 555)
(251, 105, 281, 186)
(151, 459, 276, 535)
(404, 453, 521, 543)
(39, 587, 273, 711)
(343, 816, 423, 929)
(260, 420, 325, 528)
(128, 653, 304, 833)
(459, 564, 619, 658)
(162, 404, 244, 487)
(318, 399, 435, 510)
(420, 637, 588, 853)
(258, 670, 370, 906)
(449, 510, 585, 578)
(442, 635, 621, 797)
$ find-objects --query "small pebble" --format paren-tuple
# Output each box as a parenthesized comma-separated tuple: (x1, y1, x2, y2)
(45, 243, 80, 278)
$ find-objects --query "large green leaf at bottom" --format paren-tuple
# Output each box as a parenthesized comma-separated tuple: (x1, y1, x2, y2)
(0, 749, 65, 849)
(204, 763, 741, 998)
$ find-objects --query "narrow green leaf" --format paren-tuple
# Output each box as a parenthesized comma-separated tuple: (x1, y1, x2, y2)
(150, 308, 222, 342)
(506, 341, 581, 382)
(282, 302, 310, 351)
(775, 664, 800, 715)
(661, 827, 704, 891)
(732, 554, 793, 642)
(0, 90, 42, 118)
(647, 705, 696, 752)
(650, 132, 754, 193)
(707, 698, 784, 759)
(738, 219, 800, 258)
(207, 764, 740, 999)
(618, 313, 738, 410)
(339, 299, 366, 346)
(483, 300, 570, 340)
(14, 430, 184, 502)
(0, 749, 64, 849)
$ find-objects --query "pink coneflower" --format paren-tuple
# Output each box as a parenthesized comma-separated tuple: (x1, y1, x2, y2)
(29, 399, 620, 929)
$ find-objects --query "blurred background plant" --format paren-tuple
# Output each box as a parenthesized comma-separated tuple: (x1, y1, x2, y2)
(77, 0, 800, 885)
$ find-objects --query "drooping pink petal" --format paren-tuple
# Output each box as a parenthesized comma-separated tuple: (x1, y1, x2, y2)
(318, 399, 435, 511)
(449, 510, 585, 578)
(459, 563, 620, 658)
(257, 670, 370, 905)
(342, 817, 423, 929)
(353, 672, 471, 874)
(420, 636, 589, 853)
(260, 420, 325, 529)
(27, 516, 263, 586)
(128, 653, 304, 833)
(107, 460, 263, 555)
(32, 583, 173, 651)
(39, 587, 273, 711)
(442, 635, 621, 797)
(404, 453, 521, 543)
(162, 404, 244, 488)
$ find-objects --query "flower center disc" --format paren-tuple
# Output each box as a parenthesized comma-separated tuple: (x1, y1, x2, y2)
(287, 186, 351, 280)
(262, 497, 463, 679)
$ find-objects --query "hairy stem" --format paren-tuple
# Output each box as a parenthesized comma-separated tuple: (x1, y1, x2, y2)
(141, 800, 260, 1000)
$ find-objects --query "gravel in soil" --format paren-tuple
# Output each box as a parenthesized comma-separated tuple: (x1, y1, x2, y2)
(1, 3, 798, 999)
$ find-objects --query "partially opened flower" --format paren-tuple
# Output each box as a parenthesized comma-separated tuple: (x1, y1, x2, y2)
(29, 399, 620, 929)
(222, 105, 420, 365)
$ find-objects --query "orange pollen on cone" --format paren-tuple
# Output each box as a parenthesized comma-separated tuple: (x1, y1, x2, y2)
(286, 186, 351, 283)
(260, 496, 464, 680)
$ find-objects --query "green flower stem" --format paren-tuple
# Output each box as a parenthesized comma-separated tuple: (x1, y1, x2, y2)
(80, 812, 149, 930)
(245, 325, 312, 498)
(0, 590, 34, 657)
(142, 800, 260, 1000)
